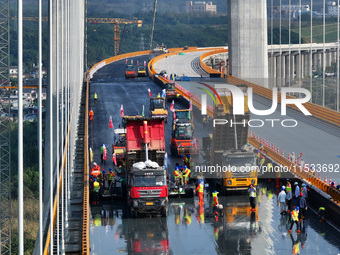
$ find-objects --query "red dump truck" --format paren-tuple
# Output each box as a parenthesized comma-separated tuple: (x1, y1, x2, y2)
(124, 116, 168, 217)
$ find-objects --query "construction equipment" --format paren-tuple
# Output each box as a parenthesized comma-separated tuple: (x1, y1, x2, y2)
(125, 64, 137, 78)
(170, 122, 200, 157)
(149, 97, 168, 122)
(137, 65, 147, 77)
(15, 17, 143, 56)
(112, 128, 127, 167)
(164, 82, 182, 101)
(124, 116, 168, 217)
(208, 83, 258, 193)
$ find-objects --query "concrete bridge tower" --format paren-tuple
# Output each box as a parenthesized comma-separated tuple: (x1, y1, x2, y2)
(228, 0, 268, 86)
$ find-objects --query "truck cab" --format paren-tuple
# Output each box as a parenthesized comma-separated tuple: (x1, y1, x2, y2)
(173, 109, 193, 127)
(128, 161, 168, 217)
(149, 97, 168, 122)
(222, 150, 258, 192)
(123, 116, 167, 217)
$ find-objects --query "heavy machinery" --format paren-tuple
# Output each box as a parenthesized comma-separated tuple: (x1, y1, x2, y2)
(124, 116, 168, 217)
(137, 65, 147, 77)
(164, 82, 182, 101)
(125, 64, 136, 78)
(208, 83, 258, 193)
(153, 43, 168, 53)
(149, 97, 168, 122)
(170, 122, 200, 157)
(112, 128, 127, 167)
(222, 150, 258, 191)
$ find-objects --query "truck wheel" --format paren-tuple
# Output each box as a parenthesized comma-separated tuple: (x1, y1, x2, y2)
(161, 207, 168, 217)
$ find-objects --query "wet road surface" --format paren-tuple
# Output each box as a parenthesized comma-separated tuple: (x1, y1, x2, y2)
(90, 181, 340, 255)
(88, 57, 340, 254)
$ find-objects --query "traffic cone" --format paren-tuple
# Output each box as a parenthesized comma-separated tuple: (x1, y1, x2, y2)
(282, 149, 284, 157)
(318, 173, 321, 180)
(288, 153, 291, 160)
(329, 179, 332, 186)
(324, 176, 327, 184)
(109, 116, 113, 129)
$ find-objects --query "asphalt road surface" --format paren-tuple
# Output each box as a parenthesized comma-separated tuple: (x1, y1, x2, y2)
(88, 56, 340, 255)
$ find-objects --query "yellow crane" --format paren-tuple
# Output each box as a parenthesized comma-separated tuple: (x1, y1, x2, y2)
(87, 18, 142, 56)
(13, 17, 143, 56)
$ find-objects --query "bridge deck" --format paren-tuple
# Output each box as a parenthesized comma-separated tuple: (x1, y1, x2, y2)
(87, 56, 340, 254)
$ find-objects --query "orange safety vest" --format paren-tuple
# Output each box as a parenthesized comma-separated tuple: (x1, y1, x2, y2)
(91, 166, 101, 178)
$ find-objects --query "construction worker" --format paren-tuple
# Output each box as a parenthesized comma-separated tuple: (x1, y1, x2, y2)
(91, 162, 101, 179)
(182, 165, 191, 185)
(202, 115, 207, 125)
(212, 190, 219, 221)
(108, 168, 115, 183)
(299, 193, 307, 221)
(301, 183, 308, 199)
(89, 175, 94, 192)
(278, 186, 287, 215)
(181, 154, 187, 165)
(195, 179, 204, 205)
(184, 154, 192, 169)
(101, 170, 106, 187)
(93, 178, 100, 204)
(286, 179, 293, 213)
(297, 153, 304, 165)
(289, 206, 300, 233)
(248, 183, 256, 211)
(294, 182, 300, 207)
(318, 207, 326, 222)
(267, 161, 273, 173)
(100, 144, 104, 164)
(94, 92, 98, 103)
(256, 150, 265, 169)
(157, 92, 160, 97)
(259, 143, 265, 153)
(89, 108, 94, 121)
(174, 166, 182, 185)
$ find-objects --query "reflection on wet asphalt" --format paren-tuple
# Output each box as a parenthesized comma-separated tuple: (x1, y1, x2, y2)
(90, 182, 340, 255)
